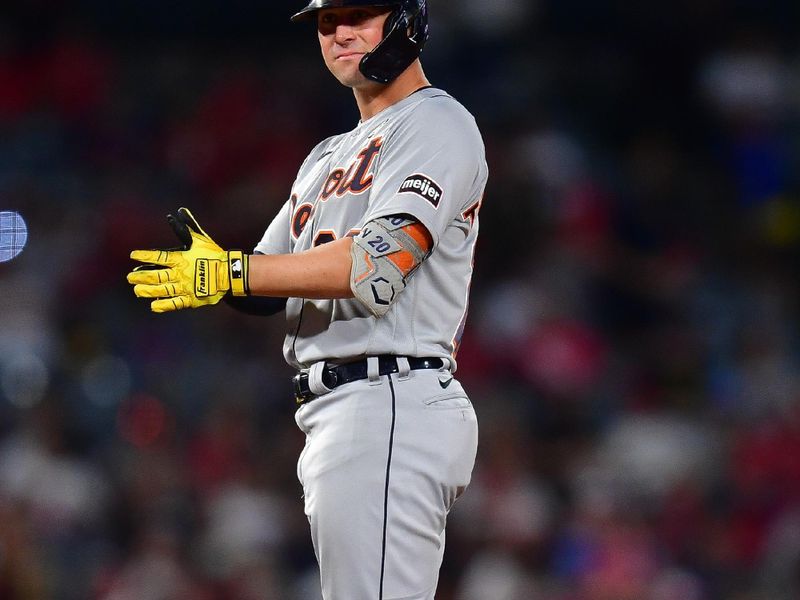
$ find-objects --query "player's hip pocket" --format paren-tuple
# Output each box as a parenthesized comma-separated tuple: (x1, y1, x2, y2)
(422, 391, 473, 410)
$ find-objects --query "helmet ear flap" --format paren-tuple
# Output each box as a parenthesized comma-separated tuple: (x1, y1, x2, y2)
(382, 4, 403, 37)
(359, 0, 428, 84)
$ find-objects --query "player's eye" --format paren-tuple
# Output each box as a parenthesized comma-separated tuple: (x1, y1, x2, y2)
(318, 8, 381, 31)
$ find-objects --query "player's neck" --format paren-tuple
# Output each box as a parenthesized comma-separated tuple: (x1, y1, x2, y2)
(352, 61, 430, 121)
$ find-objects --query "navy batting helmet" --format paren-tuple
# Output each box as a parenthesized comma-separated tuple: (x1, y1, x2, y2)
(291, 0, 429, 85)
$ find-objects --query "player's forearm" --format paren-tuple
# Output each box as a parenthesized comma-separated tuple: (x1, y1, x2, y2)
(248, 237, 354, 299)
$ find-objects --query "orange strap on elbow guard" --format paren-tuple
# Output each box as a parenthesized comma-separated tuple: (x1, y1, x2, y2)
(350, 214, 433, 316)
(386, 219, 433, 276)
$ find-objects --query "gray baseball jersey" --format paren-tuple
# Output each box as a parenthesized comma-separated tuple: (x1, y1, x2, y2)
(255, 87, 487, 370)
(257, 86, 486, 600)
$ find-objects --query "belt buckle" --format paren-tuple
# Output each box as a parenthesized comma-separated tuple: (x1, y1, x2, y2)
(293, 373, 314, 405)
(322, 367, 339, 390)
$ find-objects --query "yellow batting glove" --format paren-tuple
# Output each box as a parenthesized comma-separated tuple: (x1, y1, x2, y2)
(127, 207, 249, 313)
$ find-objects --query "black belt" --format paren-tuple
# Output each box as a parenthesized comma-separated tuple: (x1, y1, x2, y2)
(293, 355, 444, 405)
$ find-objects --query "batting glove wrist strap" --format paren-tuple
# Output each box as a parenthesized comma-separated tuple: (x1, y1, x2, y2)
(127, 207, 248, 313)
(227, 250, 249, 297)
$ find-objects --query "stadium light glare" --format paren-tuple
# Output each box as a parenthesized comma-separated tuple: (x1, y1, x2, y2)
(0, 211, 28, 263)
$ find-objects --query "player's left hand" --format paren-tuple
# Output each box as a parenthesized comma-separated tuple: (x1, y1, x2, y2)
(127, 207, 249, 313)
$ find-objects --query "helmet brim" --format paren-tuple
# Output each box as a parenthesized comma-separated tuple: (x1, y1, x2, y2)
(290, 6, 319, 22)
(290, 1, 399, 23)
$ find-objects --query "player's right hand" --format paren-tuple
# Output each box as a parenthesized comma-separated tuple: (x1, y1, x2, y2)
(126, 207, 249, 313)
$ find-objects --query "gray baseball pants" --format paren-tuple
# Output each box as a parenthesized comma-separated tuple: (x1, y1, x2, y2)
(295, 361, 478, 600)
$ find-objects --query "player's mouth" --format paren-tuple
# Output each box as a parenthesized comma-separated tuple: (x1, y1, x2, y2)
(335, 52, 365, 61)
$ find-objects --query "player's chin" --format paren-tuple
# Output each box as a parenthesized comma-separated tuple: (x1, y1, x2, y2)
(326, 61, 363, 86)
(331, 69, 368, 89)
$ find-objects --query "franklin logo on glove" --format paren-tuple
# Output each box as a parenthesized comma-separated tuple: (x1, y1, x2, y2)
(196, 259, 209, 296)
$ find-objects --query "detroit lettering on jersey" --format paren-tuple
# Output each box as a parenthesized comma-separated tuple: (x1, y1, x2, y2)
(320, 138, 383, 201)
(291, 194, 314, 240)
(290, 137, 383, 241)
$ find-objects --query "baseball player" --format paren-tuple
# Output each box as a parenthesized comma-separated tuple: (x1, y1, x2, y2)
(126, 1, 488, 598)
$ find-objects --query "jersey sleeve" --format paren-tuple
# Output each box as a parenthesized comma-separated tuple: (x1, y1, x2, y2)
(361, 97, 487, 246)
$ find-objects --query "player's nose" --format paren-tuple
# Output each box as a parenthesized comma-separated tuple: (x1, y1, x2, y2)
(334, 23, 356, 43)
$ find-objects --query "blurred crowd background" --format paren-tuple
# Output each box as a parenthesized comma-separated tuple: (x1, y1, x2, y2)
(2, 0, 800, 598)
